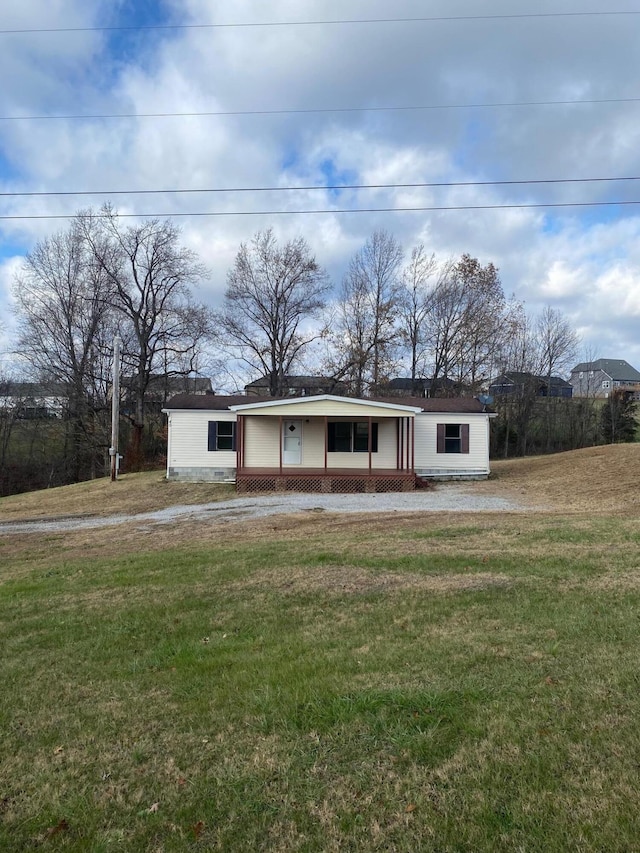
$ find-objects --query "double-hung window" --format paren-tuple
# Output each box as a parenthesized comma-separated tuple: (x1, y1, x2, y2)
(328, 421, 378, 453)
(208, 421, 236, 451)
(436, 423, 469, 454)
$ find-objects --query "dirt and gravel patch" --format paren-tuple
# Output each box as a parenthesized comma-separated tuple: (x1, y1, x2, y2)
(0, 486, 527, 536)
(1, 444, 638, 538)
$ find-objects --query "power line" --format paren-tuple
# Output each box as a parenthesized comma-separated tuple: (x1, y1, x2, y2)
(1, 11, 639, 35)
(2, 200, 640, 221)
(2, 176, 640, 199)
(2, 96, 639, 123)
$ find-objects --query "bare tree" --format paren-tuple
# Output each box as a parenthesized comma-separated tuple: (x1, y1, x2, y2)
(219, 228, 330, 396)
(535, 305, 580, 450)
(425, 254, 505, 392)
(330, 230, 403, 395)
(0, 375, 20, 478)
(12, 218, 116, 480)
(535, 306, 580, 381)
(491, 301, 541, 456)
(82, 205, 211, 467)
(452, 255, 505, 390)
(398, 245, 439, 382)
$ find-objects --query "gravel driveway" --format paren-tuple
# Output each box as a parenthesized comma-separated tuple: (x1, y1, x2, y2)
(0, 484, 525, 535)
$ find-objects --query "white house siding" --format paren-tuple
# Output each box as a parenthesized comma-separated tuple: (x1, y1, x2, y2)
(243, 417, 279, 467)
(166, 410, 237, 481)
(414, 413, 490, 478)
(243, 416, 399, 469)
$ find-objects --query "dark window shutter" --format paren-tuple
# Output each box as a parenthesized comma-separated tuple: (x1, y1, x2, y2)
(208, 421, 217, 451)
(371, 422, 379, 453)
(436, 423, 445, 453)
(231, 422, 237, 452)
(461, 423, 470, 454)
(327, 422, 336, 452)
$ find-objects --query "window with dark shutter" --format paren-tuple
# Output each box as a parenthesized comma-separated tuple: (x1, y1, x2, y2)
(460, 423, 469, 454)
(437, 422, 469, 454)
(208, 420, 236, 451)
(208, 421, 217, 452)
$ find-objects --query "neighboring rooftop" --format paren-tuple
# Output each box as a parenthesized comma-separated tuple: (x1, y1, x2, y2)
(490, 372, 572, 388)
(244, 375, 347, 395)
(570, 359, 640, 382)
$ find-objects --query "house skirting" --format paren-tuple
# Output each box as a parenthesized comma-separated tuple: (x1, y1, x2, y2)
(167, 466, 236, 483)
(415, 467, 489, 481)
(236, 468, 416, 494)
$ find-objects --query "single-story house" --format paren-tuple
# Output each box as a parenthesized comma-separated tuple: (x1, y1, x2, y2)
(244, 375, 347, 397)
(382, 377, 460, 398)
(489, 372, 573, 399)
(121, 374, 212, 414)
(163, 393, 495, 492)
(0, 381, 70, 418)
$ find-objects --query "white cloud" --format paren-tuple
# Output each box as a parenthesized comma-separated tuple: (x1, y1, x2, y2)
(2, 0, 640, 369)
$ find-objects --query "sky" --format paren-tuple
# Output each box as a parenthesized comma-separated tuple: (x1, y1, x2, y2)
(1, 0, 640, 377)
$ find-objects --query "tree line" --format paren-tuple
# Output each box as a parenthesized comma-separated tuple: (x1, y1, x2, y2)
(217, 227, 579, 399)
(0, 208, 635, 493)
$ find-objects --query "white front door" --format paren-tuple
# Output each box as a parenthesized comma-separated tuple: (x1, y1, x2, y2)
(282, 419, 302, 464)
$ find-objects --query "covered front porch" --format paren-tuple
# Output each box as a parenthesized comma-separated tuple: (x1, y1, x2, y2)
(230, 395, 423, 494)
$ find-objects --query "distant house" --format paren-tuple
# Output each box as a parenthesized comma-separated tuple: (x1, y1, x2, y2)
(0, 381, 70, 418)
(489, 372, 573, 399)
(163, 393, 495, 490)
(569, 359, 640, 400)
(244, 375, 347, 397)
(121, 374, 213, 414)
(383, 377, 459, 398)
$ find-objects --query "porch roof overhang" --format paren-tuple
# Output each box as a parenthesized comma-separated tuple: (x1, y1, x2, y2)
(229, 394, 424, 418)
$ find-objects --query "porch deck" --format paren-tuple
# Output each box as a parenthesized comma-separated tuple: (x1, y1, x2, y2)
(236, 467, 417, 494)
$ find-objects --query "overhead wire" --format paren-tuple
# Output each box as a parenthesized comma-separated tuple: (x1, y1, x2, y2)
(1, 175, 640, 198)
(2, 200, 640, 221)
(1, 11, 639, 35)
(1, 96, 640, 123)
(1, 10, 638, 221)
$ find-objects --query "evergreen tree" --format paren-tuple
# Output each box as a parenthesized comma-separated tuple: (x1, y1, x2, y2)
(601, 390, 637, 443)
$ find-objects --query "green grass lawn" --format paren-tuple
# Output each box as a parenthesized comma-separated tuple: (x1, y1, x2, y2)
(2, 512, 640, 850)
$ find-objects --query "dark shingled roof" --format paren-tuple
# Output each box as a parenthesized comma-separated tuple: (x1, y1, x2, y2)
(165, 394, 265, 410)
(164, 393, 488, 414)
(571, 359, 640, 382)
(371, 396, 487, 413)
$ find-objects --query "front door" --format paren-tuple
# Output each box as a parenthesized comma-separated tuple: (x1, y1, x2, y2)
(282, 419, 302, 464)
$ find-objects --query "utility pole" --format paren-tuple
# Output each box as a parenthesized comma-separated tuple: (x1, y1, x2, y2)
(110, 336, 121, 481)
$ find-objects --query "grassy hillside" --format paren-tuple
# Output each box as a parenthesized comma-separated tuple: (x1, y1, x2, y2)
(0, 471, 234, 521)
(487, 443, 640, 513)
(1, 442, 638, 521)
(1, 447, 640, 850)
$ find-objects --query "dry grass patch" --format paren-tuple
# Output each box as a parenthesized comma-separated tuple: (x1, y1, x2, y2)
(0, 470, 234, 521)
(576, 568, 640, 593)
(486, 443, 640, 513)
(232, 564, 512, 596)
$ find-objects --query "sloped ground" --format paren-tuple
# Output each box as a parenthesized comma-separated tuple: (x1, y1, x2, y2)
(0, 444, 638, 525)
(485, 443, 640, 514)
(0, 471, 234, 521)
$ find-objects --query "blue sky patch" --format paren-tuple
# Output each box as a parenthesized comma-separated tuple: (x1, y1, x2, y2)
(103, 0, 176, 76)
(319, 158, 358, 199)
